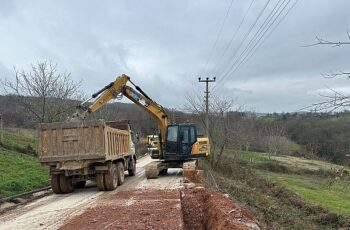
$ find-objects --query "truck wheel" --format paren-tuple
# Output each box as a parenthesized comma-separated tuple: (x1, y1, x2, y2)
(59, 175, 75, 194)
(96, 174, 105, 191)
(104, 164, 118, 190)
(128, 157, 136, 176)
(51, 174, 61, 194)
(116, 162, 125, 185)
(75, 181, 86, 189)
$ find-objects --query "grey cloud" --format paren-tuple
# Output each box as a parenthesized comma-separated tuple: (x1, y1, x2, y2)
(1, 0, 350, 112)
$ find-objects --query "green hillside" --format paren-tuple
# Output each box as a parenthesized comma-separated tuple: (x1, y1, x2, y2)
(0, 128, 48, 197)
(207, 150, 350, 229)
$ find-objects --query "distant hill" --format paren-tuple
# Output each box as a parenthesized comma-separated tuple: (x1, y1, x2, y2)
(0, 95, 195, 136)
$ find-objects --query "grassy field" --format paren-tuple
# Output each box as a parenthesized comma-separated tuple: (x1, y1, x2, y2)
(266, 172, 350, 216)
(226, 150, 350, 216)
(0, 128, 48, 197)
(204, 150, 350, 229)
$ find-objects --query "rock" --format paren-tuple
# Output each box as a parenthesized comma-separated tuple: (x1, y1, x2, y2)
(183, 183, 195, 189)
(12, 198, 26, 203)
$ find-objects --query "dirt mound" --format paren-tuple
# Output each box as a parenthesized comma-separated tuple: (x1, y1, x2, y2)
(60, 188, 259, 230)
(183, 170, 204, 184)
(60, 189, 183, 230)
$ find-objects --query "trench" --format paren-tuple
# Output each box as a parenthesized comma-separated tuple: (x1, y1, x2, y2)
(59, 188, 259, 230)
(180, 188, 259, 230)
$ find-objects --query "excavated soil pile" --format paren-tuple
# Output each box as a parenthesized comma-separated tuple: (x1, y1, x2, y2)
(183, 170, 204, 184)
(60, 190, 183, 230)
(61, 188, 259, 230)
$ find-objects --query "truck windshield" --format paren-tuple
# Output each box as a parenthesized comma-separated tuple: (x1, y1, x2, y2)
(166, 126, 178, 142)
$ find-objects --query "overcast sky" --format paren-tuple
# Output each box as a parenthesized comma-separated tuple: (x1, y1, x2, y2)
(1, 0, 350, 112)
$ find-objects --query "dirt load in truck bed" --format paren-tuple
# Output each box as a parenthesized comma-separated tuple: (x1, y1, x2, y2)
(61, 188, 259, 230)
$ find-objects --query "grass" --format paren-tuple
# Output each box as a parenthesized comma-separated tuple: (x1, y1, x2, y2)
(205, 150, 350, 229)
(266, 172, 350, 217)
(0, 147, 49, 197)
(1, 128, 37, 154)
(230, 150, 350, 216)
(226, 150, 341, 171)
(0, 128, 48, 197)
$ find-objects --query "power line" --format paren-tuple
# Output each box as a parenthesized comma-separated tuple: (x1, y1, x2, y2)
(201, 0, 236, 76)
(211, 0, 256, 76)
(239, 0, 299, 69)
(213, 0, 298, 93)
(211, 0, 272, 91)
(216, 0, 287, 86)
(214, 0, 294, 92)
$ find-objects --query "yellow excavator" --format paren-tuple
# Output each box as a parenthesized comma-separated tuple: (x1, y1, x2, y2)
(72, 74, 210, 178)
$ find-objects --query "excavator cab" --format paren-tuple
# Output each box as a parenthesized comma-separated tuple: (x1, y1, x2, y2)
(164, 124, 201, 161)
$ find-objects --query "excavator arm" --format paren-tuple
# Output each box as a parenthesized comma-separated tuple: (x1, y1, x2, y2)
(74, 74, 169, 152)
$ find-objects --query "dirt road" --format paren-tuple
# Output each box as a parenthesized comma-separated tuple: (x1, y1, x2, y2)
(0, 156, 183, 230)
(0, 156, 260, 230)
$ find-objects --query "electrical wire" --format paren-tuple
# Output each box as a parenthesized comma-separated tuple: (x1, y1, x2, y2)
(215, 0, 287, 87)
(200, 0, 236, 76)
(212, 0, 298, 93)
(211, 0, 272, 91)
(210, 0, 256, 76)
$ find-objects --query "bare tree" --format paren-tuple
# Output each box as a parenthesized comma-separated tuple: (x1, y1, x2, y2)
(304, 31, 350, 47)
(1, 61, 82, 123)
(186, 93, 234, 167)
(264, 123, 286, 159)
(305, 32, 350, 111)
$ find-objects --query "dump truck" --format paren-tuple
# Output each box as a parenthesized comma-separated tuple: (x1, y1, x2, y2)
(38, 120, 136, 194)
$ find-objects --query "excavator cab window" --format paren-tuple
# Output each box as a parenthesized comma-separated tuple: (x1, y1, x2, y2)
(180, 126, 190, 154)
(165, 125, 178, 153)
(180, 125, 197, 155)
(165, 124, 197, 156)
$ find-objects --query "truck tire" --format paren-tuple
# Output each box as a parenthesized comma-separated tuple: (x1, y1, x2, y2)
(51, 174, 61, 194)
(75, 181, 86, 189)
(116, 162, 125, 185)
(59, 174, 75, 194)
(104, 164, 118, 190)
(96, 174, 106, 191)
(128, 157, 136, 176)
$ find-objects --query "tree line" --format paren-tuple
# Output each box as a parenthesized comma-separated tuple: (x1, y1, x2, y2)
(1, 61, 349, 165)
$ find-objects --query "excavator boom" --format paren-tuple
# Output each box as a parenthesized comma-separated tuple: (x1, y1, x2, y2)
(75, 74, 169, 158)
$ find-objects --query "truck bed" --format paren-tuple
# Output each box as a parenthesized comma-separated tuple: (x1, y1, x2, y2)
(38, 120, 131, 163)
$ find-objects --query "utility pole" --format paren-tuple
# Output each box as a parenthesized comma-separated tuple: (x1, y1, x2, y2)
(0, 114, 3, 144)
(198, 77, 216, 137)
(172, 108, 176, 124)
